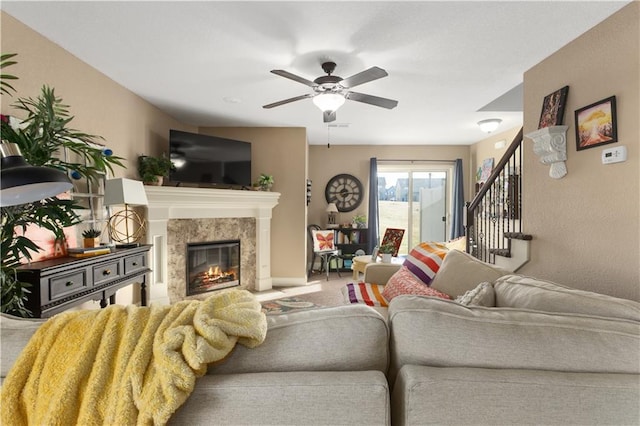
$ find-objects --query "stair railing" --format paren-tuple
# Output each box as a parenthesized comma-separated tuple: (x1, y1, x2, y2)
(466, 128, 525, 264)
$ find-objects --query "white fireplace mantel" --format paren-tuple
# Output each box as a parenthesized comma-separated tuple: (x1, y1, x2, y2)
(144, 186, 280, 304)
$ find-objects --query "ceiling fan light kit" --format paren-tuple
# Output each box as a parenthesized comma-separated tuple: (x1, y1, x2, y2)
(264, 61, 398, 123)
(312, 93, 346, 113)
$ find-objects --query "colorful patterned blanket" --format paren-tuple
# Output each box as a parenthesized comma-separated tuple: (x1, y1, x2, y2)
(342, 282, 388, 307)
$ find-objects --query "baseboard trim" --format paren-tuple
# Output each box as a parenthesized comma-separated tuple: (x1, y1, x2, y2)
(271, 277, 309, 287)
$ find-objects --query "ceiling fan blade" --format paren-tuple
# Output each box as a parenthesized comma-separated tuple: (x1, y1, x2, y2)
(323, 110, 337, 123)
(339, 67, 388, 89)
(345, 91, 398, 109)
(263, 93, 313, 109)
(271, 69, 317, 87)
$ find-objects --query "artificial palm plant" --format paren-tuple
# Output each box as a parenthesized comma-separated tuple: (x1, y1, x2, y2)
(1, 53, 124, 316)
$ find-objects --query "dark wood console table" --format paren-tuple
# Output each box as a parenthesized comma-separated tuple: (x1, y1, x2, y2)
(16, 245, 151, 318)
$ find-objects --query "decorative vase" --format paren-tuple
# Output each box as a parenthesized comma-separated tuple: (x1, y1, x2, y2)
(83, 237, 100, 248)
(146, 176, 164, 186)
(381, 253, 392, 263)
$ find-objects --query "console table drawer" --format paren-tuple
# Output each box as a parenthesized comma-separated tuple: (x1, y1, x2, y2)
(124, 253, 146, 275)
(50, 270, 88, 300)
(92, 261, 122, 286)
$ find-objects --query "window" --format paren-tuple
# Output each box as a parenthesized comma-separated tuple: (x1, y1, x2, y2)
(377, 163, 453, 254)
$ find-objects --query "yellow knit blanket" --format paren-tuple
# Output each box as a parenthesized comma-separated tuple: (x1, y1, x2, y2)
(1, 289, 267, 425)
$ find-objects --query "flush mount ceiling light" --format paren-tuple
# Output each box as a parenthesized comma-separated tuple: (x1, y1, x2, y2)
(312, 93, 346, 113)
(478, 118, 502, 133)
(0, 142, 73, 207)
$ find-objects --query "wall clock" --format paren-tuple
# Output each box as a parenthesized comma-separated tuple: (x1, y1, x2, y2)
(324, 174, 364, 212)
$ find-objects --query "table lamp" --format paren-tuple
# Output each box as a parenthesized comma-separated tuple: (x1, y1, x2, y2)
(326, 203, 339, 228)
(104, 178, 148, 248)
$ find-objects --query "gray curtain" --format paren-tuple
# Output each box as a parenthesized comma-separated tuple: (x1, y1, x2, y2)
(450, 158, 465, 239)
(367, 157, 379, 253)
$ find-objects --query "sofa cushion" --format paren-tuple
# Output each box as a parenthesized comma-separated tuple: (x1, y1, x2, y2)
(392, 365, 640, 426)
(402, 242, 448, 285)
(0, 313, 46, 378)
(382, 266, 451, 303)
(429, 249, 509, 298)
(208, 304, 389, 375)
(494, 274, 640, 321)
(172, 371, 390, 425)
(387, 295, 640, 385)
(454, 282, 495, 307)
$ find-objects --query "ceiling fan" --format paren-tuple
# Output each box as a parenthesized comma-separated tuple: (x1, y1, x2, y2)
(263, 61, 398, 123)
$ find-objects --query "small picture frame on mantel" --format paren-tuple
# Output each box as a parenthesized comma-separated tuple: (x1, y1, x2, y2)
(575, 96, 618, 151)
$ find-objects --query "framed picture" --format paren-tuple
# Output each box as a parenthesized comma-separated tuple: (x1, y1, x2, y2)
(575, 96, 617, 151)
(479, 158, 494, 183)
(538, 86, 569, 128)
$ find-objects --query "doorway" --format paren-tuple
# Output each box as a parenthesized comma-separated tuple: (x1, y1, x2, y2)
(377, 163, 453, 254)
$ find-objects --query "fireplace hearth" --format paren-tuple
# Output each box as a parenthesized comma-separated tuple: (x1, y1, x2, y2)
(187, 240, 240, 296)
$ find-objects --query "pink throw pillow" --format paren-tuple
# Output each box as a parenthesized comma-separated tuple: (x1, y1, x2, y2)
(382, 266, 452, 302)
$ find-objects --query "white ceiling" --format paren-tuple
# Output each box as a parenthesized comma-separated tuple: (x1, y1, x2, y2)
(2, 1, 630, 146)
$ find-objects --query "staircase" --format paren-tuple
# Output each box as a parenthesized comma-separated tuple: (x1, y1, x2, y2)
(465, 128, 532, 272)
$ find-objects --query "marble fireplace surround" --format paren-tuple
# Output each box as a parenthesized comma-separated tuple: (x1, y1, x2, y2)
(144, 186, 280, 304)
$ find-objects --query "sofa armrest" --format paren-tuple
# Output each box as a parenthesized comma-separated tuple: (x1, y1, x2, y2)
(363, 263, 402, 284)
(0, 313, 46, 379)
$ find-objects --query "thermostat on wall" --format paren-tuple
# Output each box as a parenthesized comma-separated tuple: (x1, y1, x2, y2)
(602, 145, 627, 164)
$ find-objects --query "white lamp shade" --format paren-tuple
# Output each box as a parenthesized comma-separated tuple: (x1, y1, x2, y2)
(104, 178, 148, 206)
(326, 203, 338, 213)
(478, 119, 502, 133)
(312, 93, 346, 112)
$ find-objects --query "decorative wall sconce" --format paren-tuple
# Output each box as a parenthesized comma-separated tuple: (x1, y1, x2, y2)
(525, 125, 569, 179)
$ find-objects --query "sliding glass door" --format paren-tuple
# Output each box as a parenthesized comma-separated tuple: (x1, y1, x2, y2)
(377, 163, 453, 254)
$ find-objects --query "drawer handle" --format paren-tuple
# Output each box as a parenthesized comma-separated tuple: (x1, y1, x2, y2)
(65, 281, 74, 287)
(132, 262, 138, 266)
(103, 269, 112, 276)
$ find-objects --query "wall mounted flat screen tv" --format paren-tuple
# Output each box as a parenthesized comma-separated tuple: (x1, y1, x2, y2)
(169, 130, 252, 187)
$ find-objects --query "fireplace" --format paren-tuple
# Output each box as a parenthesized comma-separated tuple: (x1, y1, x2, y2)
(143, 186, 280, 305)
(187, 240, 240, 296)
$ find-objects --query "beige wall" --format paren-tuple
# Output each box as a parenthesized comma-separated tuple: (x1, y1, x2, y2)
(520, 2, 639, 301)
(308, 144, 470, 231)
(0, 13, 194, 174)
(198, 127, 308, 285)
(470, 126, 521, 190)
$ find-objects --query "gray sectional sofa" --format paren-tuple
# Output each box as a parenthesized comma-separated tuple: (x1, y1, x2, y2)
(2, 249, 639, 425)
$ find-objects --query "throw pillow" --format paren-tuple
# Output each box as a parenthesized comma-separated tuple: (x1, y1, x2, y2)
(445, 236, 466, 252)
(312, 230, 335, 251)
(402, 241, 449, 285)
(382, 266, 451, 302)
(430, 249, 509, 298)
(455, 282, 496, 307)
